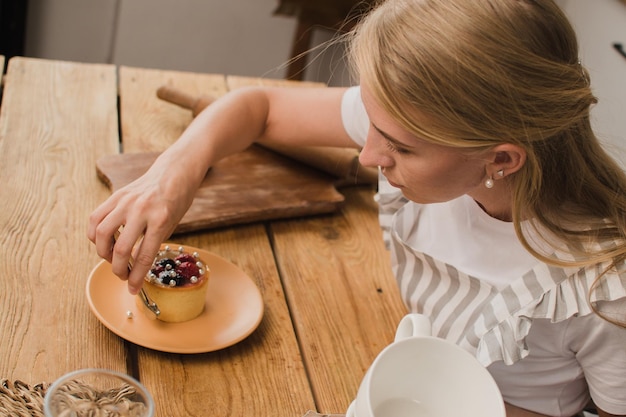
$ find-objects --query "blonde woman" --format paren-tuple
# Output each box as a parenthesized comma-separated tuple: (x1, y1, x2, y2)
(89, 0, 626, 415)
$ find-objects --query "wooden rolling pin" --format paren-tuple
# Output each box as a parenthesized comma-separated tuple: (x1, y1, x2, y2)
(157, 85, 215, 117)
(156, 85, 378, 186)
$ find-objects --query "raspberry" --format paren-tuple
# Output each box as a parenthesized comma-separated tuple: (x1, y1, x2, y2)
(176, 261, 200, 280)
(151, 264, 165, 276)
(175, 254, 196, 264)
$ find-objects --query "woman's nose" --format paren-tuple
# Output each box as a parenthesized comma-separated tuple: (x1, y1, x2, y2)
(359, 134, 393, 168)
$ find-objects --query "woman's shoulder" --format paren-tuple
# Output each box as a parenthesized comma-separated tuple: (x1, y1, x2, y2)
(341, 86, 369, 146)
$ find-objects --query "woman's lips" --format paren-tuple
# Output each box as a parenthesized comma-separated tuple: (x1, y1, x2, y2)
(381, 169, 402, 188)
(385, 177, 402, 188)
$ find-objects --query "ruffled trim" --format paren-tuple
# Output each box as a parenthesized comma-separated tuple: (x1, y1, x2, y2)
(469, 259, 626, 366)
(385, 195, 626, 367)
(376, 175, 408, 250)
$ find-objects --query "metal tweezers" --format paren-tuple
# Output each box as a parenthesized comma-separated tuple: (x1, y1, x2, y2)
(113, 229, 160, 317)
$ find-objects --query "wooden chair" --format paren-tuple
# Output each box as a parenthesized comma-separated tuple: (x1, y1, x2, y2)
(274, 0, 376, 80)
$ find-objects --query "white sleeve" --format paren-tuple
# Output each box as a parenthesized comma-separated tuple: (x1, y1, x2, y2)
(487, 303, 626, 416)
(576, 299, 626, 415)
(341, 86, 369, 147)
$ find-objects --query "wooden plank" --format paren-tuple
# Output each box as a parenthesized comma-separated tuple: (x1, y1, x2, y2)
(271, 182, 407, 413)
(119, 66, 229, 153)
(118, 67, 315, 417)
(0, 57, 124, 383)
(95, 147, 345, 234)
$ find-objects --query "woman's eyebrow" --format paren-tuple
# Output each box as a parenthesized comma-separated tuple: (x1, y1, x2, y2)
(372, 123, 414, 148)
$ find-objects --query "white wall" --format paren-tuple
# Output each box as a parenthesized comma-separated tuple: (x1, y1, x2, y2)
(24, 0, 354, 86)
(558, 0, 626, 166)
(25, 0, 119, 63)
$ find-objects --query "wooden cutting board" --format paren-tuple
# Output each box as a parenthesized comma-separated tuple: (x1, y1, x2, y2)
(96, 145, 345, 234)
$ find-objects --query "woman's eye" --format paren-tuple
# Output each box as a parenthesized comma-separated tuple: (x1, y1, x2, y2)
(385, 140, 410, 154)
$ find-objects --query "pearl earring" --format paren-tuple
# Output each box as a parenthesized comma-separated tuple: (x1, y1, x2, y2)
(485, 176, 494, 189)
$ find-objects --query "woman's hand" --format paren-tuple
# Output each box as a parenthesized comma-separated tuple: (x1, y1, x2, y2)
(88, 154, 200, 294)
(87, 87, 265, 294)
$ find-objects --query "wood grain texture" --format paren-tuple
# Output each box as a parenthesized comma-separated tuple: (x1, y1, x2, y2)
(118, 67, 316, 417)
(0, 57, 125, 383)
(135, 230, 316, 417)
(119, 66, 229, 153)
(95, 147, 345, 234)
(271, 187, 407, 413)
(1, 58, 408, 417)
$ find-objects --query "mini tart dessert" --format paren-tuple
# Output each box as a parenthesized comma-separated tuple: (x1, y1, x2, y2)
(140, 244, 210, 323)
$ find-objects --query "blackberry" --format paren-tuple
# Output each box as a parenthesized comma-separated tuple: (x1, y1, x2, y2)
(157, 258, 177, 270)
(166, 272, 185, 287)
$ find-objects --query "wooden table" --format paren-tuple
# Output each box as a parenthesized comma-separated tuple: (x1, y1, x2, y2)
(0, 57, 406, 417)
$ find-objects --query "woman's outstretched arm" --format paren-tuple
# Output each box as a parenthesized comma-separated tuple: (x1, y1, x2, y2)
(88, 86, 356, 294)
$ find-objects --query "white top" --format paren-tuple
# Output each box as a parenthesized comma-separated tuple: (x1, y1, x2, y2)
(341, 86, 626, 416)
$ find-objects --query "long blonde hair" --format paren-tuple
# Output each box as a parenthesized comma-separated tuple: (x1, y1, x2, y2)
(349, 0, 626, 325)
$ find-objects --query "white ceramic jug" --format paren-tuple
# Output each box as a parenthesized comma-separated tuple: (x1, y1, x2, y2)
(346, 314, 506, 417)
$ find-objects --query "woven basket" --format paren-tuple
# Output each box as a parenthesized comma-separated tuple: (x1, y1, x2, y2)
(0, 380, 49, 417)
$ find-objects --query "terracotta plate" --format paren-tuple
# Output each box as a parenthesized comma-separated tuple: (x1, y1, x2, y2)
(86, 248, 264, 353)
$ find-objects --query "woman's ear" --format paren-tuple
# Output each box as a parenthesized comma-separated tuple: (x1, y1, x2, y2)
(489, 143, 526, 177)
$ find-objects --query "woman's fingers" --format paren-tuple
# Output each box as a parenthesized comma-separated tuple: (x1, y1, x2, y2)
(125, 232, 164, 295)
(88, 150, 202, 293)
